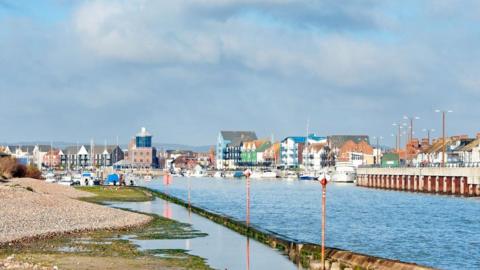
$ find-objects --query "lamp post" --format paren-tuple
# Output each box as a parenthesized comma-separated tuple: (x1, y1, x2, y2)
(392, 123, 407, 152)
(373, 136, 383, 166)
(391, 133, 397, 151)
(392, 123, 400, 152)
(422, 128, 435, 145)
(403, 116, 420, 142)
(422, 128, 435, 164)
(435, 110, 453, 166)
(320, 176, 328, 270)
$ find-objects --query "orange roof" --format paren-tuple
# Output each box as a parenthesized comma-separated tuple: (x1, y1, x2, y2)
(305, 143, 326, 152)
(339, 140, 373, 155)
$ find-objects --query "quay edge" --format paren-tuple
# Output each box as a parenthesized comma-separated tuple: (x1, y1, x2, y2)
(142, 187, 435, 270)
(357, 167, 480, 197)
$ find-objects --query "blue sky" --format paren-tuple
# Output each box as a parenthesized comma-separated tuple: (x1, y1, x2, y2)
(1, 0, 480, 146)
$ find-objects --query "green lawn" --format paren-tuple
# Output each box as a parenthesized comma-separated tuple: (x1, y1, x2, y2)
(76, 186, 154, 203)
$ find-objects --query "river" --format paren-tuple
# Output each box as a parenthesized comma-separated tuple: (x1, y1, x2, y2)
(139, 177, 480, 270)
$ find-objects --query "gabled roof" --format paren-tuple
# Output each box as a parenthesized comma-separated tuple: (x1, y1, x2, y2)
(253, 141, 271, 152)
(459, 138, 480, 152)
(425, 138, 451, 154)
(7, 145, 35, 154)
(243, 140, 269, 150)
(62, 145, 121, 155)
(35, 145, 52, 152)
(328, 135, 370, 148)
(448, 138, 475, 152)
(304, 143, 327, 152)
(220, 131, 257, 147)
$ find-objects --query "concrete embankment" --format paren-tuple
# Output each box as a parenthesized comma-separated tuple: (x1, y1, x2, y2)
(357, 167, 480, 196)
(147, 188, 434, 270)
(0, 178, 152, 246)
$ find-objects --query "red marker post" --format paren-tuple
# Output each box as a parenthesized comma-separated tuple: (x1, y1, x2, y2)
(320, 177, 328, 270)
(244, 169, 252, 226)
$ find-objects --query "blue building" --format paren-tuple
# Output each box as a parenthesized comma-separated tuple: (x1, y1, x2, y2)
(136, 127, 152, 147)
(216, 131, 257, 169)
(128, 127, 159, 168)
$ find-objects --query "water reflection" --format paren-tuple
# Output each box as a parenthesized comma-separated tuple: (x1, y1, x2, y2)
(111, 198, 296, 270)
(246, 176, 251, 270)
(246, 237, 250, 270)
(162, 200, 172, 219)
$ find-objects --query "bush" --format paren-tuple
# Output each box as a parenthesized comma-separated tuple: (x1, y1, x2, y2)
(26, 164, 42, 179)
(0, 158, 42, 179)
(12, 164, 27, 178)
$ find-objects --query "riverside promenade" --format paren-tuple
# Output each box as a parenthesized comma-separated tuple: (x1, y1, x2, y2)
(357, 167, 480, 196)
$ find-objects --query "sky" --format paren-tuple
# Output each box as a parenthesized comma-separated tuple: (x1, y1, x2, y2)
(1, 0, 480, 146)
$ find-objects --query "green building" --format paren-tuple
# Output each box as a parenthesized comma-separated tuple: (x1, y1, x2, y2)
(241, 140, 271, 165)
(381, 153, 400, 167)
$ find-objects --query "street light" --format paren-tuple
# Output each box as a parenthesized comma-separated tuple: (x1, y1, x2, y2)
(373, 136, 384, 165)
(435, 109, 453, 166)
(403, 116, 420, 142)
(391, 134, 396, 150)
(422, 128, 435, 144)
(392, 122, 407, 152)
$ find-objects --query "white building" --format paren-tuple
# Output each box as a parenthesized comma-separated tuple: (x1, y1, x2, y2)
(302, 143, 331, 171)
(281, 134, 326, 169)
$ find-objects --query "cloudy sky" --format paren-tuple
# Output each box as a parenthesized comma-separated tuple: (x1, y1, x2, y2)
(1, 0, 479, 146)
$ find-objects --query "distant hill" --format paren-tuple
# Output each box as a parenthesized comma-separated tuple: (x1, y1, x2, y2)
(0, 141, 213, 153)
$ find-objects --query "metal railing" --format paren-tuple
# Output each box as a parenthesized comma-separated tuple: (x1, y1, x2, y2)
(359, 162, 480, 169)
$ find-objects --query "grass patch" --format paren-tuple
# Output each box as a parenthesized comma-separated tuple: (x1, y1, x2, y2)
(77, 186, 154, 203)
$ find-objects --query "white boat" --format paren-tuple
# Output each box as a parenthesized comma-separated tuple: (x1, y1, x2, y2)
(57, 175, 73, 186)
(286, 171, 298, 180)
(45, 172, 56, 183)
(72, 173, 82, 185)
(299, 173, 318, 181)
(80, 172, 95, 186)
(331, 163, 356, 183)
(213, 171, 224, 178)
(144, 175, 152, 181)
(249, 171, 262, 179)
(250, 171, 278, 179)
(261, 171, 278, 178)
(192, 171, 206, 177)
(224, 171, 234, 178)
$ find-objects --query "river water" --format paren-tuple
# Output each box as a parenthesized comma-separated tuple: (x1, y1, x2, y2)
(111, 198, 297, 270)
(140, 177, 480, 270)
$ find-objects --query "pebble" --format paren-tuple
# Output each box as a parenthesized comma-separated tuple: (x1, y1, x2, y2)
(0, 179, 152, 245)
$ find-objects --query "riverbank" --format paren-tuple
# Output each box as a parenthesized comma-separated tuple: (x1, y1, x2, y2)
(0, 178, 152, 246)
(0, 179, 212, 269)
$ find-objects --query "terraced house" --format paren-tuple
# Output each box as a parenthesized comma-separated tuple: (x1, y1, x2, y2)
(240, 140, 271, 166)
(216, 131, 257, 169)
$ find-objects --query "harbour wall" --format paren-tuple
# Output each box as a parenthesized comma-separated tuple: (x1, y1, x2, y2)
(357, 167, 480, 197)
(145, 187, 434, 270)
